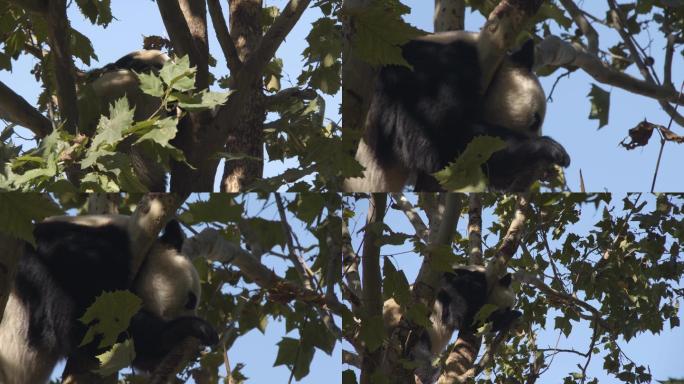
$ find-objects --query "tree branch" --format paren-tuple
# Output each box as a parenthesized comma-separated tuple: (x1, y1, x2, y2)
(156, 0, 205, 84)
(489, 194, 529, 278)
(537, 36, 684, 110)
(557, 0, 598, 54)
(207, 0, 242, 73)
(0, 80, 52, 137)
(182, 227, 347, 316)
(242, 0, 312, 79)
(434, 0, 465, 32)
(179, 0, 209, 89)
(45, 0, 79, 134)
(477, 0, 544, 91)
(360, 193, 387, 384)
(390, 193, 429, 244)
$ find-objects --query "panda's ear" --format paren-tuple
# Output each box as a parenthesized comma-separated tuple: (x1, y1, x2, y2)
(498, 273, 513, 288)
(509, 39, 535, 71)
(159, 219, 184, 251)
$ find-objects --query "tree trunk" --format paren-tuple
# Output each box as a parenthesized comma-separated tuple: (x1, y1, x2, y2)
(222, 0, 266, 192)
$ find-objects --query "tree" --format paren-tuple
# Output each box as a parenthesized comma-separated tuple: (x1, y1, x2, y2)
(0, 0, 344, 193)
(340, 0, 684, 191)
(342, 193, 684, 383)
(0, 192, 343, 383)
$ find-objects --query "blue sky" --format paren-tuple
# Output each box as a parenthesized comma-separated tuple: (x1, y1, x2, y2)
(400, 1, 684, 192)
(343, 194, 684, 383)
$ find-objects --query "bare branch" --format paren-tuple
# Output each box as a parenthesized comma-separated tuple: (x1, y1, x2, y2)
(537, 35, 684, 123)
(207, 0, 242, 73)
(390, 193, 429, 243)
(46, 0, 79, 134)
(557, 0, 598, 54)
(244, 0, 312, 77)
(434, 0, 465, 32)
(179, 0, 209, 88)
(0, 81, 52, 137)
(360, 193, 387, 384)
(488, 194, 529, 278)
(266, 87, 318, 106)
(664, 34, 675, 89)
(156, 0, 204, 83)
(515, 270, 611, 330)
(477, 0, 544, 90)
(183, 227, 347, 316)
(150, 338, 201, 384)
(467, 194, 483, 265)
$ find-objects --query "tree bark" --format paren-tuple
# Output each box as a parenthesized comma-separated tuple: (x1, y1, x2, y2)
(434, 0, 465, 32)
(222, 0, 266, 192)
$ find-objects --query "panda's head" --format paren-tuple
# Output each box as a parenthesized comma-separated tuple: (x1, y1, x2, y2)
(485, 272, 516, 309)
(132, 219, 202, 320)
(482, 39, 546, 137)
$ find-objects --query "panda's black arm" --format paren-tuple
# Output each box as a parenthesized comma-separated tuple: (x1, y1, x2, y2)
(130, 310, 218, 359)
(479, 125, 571, 191)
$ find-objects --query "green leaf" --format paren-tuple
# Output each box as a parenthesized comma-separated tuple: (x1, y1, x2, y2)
(79, 291, 142, 348)
(180, 194, 244, 224)
(349, 2, 424, 67)
(588, 84, 611, 129)
(0, 193, 63, 245)
(138, 71, 165, 98)
(342, 370, 358, 384)
(433, 136, 507, 192)
(160, 55, 196, 92)
(94, 339, 136, 376)
(274, 337, 315, 380)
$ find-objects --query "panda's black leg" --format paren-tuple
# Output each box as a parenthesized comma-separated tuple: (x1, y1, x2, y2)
(487, 136, 570, 191)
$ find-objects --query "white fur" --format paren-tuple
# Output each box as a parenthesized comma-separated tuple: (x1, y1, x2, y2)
(343, 140, 410, 192)
(483, 63, 546, 134)
(125, 50, 170, 68)
(0, 293, 58, 384)
(133, 244, 200, 320)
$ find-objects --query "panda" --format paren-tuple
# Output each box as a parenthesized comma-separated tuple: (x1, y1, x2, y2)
(78, 50, 173, 192)
(0, 214, 218, 384)
(344, 31, 571, 192)
(383, 265, 521, 384)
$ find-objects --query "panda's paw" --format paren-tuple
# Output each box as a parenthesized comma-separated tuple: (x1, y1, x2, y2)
(167, 317, 219, 346)
(535, 136, 570, 167)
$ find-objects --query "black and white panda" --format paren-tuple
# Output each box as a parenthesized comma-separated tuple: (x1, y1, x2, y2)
(344, 31, 570, 192)
(384, 265, 521, 384)
(78, 50, 173, 191)
(0, 214, 218, 384)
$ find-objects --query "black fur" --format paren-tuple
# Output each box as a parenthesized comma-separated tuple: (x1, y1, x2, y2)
(365, 36, 570, 191)
(11, 219, 216, 373)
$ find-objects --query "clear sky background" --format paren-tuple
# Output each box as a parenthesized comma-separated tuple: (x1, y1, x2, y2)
(0, 1, 342, 380)
(343, 194, 684, 383)
(0, 0, 341, 191)
(399, 1, 684, 192)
